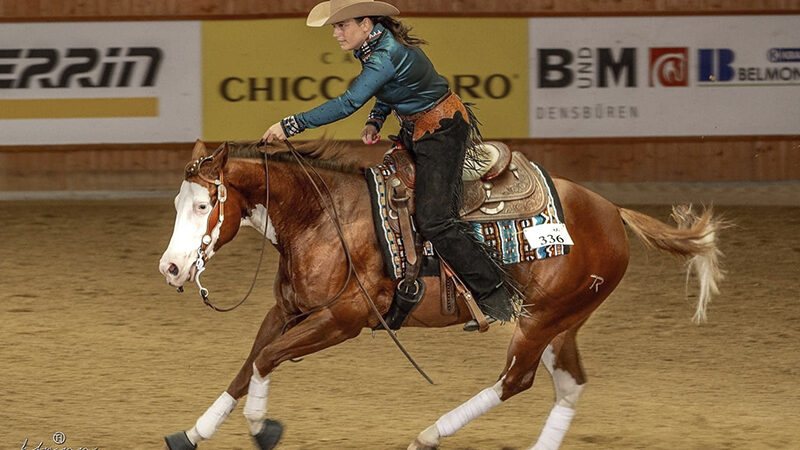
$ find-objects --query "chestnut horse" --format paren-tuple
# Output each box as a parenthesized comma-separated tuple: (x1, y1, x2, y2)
(158, 140, 724, 450)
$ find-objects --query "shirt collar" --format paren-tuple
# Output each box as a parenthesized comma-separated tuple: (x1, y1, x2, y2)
(354, 23, 385, 62)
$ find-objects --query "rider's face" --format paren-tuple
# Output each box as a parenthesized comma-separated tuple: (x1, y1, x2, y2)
(331, 18, 372, 51)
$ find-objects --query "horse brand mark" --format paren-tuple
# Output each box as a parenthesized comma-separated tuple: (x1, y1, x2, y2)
(589, 274, 605, 292)
(0, 47, 162, 89)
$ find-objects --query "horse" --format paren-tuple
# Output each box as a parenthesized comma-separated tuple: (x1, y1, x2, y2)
(158, 139, 725, 450)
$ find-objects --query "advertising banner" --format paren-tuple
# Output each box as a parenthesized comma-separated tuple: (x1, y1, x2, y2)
(203, 18, 529, 141)
(0, 21, 201, 145)
(528, 16, 800, 137)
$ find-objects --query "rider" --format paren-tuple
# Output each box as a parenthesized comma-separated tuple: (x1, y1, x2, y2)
(262, 0, 515, 329)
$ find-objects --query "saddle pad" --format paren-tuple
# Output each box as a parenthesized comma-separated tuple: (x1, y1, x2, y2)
(365, 160, 570, 280)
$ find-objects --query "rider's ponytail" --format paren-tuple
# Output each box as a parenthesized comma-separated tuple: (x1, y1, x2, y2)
(358, 16, 427, 47)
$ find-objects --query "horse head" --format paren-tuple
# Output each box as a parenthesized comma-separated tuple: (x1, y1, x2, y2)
(158, 139, 247, 290)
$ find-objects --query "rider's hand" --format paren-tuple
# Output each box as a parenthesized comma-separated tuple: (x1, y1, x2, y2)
(361, 124, 380, 145)
(262, 122, 286, 144)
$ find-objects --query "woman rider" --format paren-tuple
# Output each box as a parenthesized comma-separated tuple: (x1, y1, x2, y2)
(262, 0, 514, 329)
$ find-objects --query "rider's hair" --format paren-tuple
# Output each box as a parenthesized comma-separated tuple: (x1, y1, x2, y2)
(356, 16, 427, 47)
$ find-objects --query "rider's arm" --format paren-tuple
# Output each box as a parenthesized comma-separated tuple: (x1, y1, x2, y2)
(280, 51, 394, 137)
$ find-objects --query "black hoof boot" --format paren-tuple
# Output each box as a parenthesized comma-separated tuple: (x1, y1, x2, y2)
(164, 431, 196, 450)
(252, 419, 284, 450)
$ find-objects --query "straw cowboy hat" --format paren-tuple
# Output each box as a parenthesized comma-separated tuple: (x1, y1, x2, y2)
(306, 0, 400, 27)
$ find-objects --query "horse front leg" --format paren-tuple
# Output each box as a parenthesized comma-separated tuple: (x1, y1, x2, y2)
(164, 306, 287, 450)
(245, 305, 363, 449)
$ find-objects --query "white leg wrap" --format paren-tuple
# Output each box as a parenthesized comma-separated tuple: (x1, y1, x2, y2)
(243, 363, 270, 435)
(192, 391, 238, 441)
(435, 381, 503, 437)
(531, 405, 576, 450)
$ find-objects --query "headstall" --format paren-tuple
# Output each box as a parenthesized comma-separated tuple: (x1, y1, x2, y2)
(184, 154, 228, 305)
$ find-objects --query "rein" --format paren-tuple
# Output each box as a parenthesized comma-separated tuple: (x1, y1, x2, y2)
(279, 139, 434, 385)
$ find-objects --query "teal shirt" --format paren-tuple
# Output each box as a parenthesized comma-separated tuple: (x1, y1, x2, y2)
(281, 24, 449, 136)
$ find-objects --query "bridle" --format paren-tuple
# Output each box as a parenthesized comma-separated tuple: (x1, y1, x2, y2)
(183, 144, 270, 312)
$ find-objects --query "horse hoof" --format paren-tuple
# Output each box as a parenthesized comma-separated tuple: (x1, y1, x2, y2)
(408, 438, 438, 450)
(164, 431, 196, 450)
(252, 419, 284, 450)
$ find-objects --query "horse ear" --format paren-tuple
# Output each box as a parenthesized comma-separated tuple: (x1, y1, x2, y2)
(215, 141, 230, 168)
(191, 139, 207, 160)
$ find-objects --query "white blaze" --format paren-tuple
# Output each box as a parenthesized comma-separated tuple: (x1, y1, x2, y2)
(159, 181, 213, 286)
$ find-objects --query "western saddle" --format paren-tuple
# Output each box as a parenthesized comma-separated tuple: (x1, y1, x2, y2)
(379, 141, 547, 332)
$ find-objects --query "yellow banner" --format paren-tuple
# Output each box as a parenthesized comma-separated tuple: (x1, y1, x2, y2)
(202, 18, 528, 141)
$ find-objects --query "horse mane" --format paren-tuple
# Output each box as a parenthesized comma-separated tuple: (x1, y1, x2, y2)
(220, 139, 367, 175)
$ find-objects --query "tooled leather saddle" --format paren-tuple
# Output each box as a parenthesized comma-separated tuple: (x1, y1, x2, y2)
(379, 141, 549, 330)
(385, 141, 548, 228)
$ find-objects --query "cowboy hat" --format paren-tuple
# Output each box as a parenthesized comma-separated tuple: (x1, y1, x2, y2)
(306, 0, 400, 27)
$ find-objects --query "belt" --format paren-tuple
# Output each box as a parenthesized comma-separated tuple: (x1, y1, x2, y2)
(397, 91, 469, 141)
(397, 91, 456, 124)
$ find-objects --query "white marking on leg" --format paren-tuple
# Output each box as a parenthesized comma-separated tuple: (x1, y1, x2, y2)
(186, 391, 237, 444)
(243, 362, 270, 435)
(533, 344, 585, 449)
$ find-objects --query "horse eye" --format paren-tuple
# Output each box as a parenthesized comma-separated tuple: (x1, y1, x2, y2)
(198, 203, 208, 211)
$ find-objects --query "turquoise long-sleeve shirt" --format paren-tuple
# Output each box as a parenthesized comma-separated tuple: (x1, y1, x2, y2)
(280, 23, 449, 137)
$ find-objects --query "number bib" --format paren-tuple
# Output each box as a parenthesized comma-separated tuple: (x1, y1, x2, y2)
(523, 223, 574, 249)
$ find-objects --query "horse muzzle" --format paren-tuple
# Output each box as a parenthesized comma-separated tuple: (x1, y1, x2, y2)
(159, 257, 197, 290)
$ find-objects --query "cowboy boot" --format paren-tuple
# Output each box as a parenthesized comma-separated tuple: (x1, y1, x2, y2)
(463, 286, 515, 331)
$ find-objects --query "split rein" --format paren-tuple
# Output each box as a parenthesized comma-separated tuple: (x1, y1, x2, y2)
(188, 140, 434, 384)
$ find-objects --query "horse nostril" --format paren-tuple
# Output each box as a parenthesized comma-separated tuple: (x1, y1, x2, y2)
(168, 263, 179, 276)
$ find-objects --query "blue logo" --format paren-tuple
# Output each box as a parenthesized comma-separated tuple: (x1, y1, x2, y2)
(698, 48, 735, 82)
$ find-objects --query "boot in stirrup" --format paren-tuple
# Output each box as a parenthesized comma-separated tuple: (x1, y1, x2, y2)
(463, 286, 515, 332)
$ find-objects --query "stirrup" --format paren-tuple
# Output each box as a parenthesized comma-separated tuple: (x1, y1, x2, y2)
(463, 315, 498, 332)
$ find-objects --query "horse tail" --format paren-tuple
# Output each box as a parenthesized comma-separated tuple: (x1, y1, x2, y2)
(619, 205, 726, 324)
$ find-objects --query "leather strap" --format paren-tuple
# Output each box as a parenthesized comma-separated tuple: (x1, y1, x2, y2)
(439, 257, 489, 332)
(390, 176, 418, 267)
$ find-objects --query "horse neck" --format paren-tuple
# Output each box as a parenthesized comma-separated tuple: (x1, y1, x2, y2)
(226, 158, 355, 249)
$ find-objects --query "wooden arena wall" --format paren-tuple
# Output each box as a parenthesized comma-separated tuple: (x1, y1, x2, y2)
(1, 1, 798, 192)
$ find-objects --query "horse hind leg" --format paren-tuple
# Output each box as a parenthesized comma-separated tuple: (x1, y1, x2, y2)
(530, 327, 586, 450)
(409, 319, 556, 450)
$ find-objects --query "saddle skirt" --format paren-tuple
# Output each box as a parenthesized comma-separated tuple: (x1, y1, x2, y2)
(365, 142, 571, 281)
